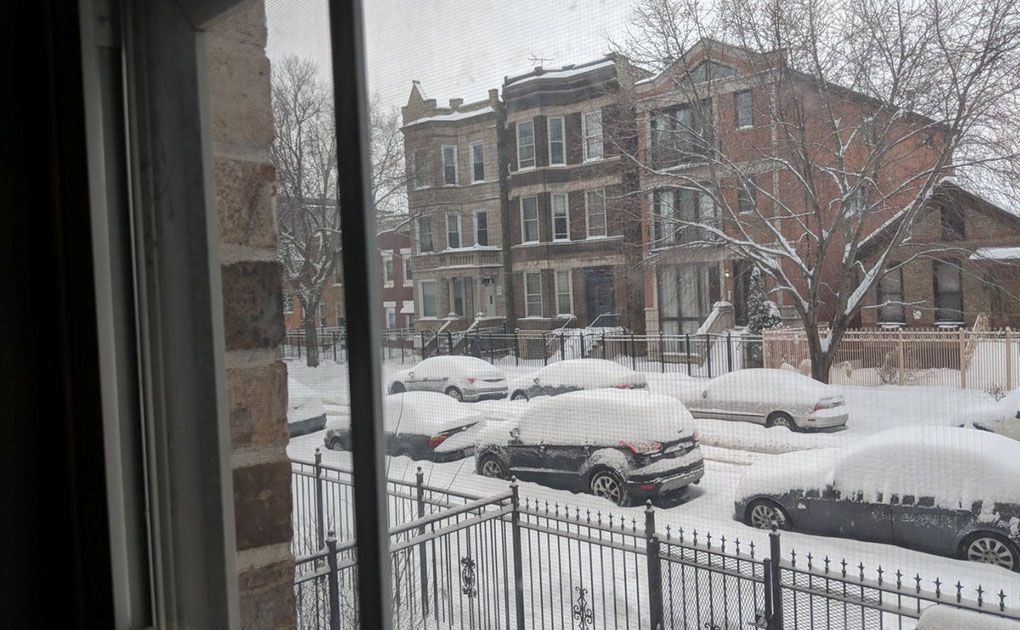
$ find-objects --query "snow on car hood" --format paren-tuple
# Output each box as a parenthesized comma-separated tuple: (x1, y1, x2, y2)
(510, 359, 646, 392)
(288, 380, 326, 424)
(706, 368, 839, 405)
(326, 391, 482, 435)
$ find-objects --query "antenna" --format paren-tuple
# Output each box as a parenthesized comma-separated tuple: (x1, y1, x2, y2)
(527, 53, 553, 67)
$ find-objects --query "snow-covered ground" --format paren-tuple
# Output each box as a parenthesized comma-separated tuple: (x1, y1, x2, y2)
(285, 357, 1020, 608)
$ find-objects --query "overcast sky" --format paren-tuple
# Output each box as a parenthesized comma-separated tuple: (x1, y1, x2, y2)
(265, 0, 636, 112)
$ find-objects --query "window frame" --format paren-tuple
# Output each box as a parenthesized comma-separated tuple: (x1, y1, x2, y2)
(585, 189, 607, 238)
(582, 110, 604, 162)
(862, 114, 876, 145)
(554, 269, 574, 315)
(382, 252, 395, 287)
(400, 248, 413, 286)
(470, 141, 485, 183)
(933, 259, 964, 324)
(734, 90, 753, 129)
(551, 193, 570, 241)
(940, 204, 966, 241)
(547, 115, 566, 166)
(417, 215, 434, 252)
(419, 279, 439, 318)
(413, 148, 429, 189)
(516, 120, 536, 169)
(474, 210, 489, 247)
(441, 144, 459, 186)
(446, 211, 462, 249)
(524, 271, 543, 317)
(737, 177, 756, 214)
(520, 196, 540, 243)
(876, 266, 906, 324)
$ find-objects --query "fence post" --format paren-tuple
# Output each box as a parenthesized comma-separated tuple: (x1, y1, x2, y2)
(897, 330, 905, 386)
(447, 331, 454, 355)
(333, 332, 338, 362)
(602, 331, 607, 359)
(1007, 328, 1014, 390)
(631, 333, 636, 370)
(644, 501, 664, 630)
(510, 479, 526, 630)
(959, 328, 967, 389)
(415, 467, 429, 617)
(298, 336, 302, 359)
(726, 332, 733, 373)
(314, 448, 325, 550)
(326, 532, 341, 630)
(542, 332, 548, 366)
(768, 526, 784, 629)
(686, 333, 692, 377)
(659, 331, 665, 373)
(705, 334, 713, 377)
(514, 330, 520, 367)
(559, 333, 566, 361)
(580, 332, 585, 359)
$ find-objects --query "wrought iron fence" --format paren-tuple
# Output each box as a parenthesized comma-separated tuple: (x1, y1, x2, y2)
(292, 455, 1020, 630)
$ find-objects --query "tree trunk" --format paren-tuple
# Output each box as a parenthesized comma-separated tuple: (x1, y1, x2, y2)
(303, 302, 320, 367)
(809, 343, 834, 384)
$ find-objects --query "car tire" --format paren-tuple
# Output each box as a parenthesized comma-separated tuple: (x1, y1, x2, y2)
(959, 532, 1020, 572)
(326, 436, 344, 451)
(767, 411, 797, 431)
(589, 468, 630, 507)
(477, 453, 509, 479)
(445, 386, 464, 402)
(510, 390, 528, 401)
(745, 499, 791, 530)
(389, 382, 406, 394)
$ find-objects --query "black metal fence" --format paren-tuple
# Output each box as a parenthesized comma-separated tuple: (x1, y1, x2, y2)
(292, 454, 1020, 630)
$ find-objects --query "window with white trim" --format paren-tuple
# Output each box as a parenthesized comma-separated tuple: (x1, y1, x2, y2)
(521, 196, 539, 243)
(401, 249, 412, 286)
(524, 271, 542, 317)
(417, 215, 433, 252)
(735, 90, 753, 128)
(551, 193, 569, 241)
(517, 120, 535, 169)
(441, 145, 458, 185)
(582, 110, 603, 161)
(585, 189, 607, 238)
(382, 253, 394, 287)
(548, 116, 565, 166)
(554, 269, 573, 315)
(420, 280, 438, 318)
(474, 210, 489, 247)
(446, 212, 461, 249)
(384, 304, 397, 329)
(470, 141, 484, 182)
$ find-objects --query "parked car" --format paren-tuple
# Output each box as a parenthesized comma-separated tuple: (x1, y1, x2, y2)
(507, 358, 647, 401)
(474, 390, 704, 506)
(963, 387, 1020, 442)
(675, 368, 848, 431)
(734, 426, 1020, 571)
(324, 392, 486, 461)
(389, 356, 507, 402)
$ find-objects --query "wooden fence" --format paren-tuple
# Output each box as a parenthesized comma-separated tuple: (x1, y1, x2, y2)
(762, 327, 1019, 391)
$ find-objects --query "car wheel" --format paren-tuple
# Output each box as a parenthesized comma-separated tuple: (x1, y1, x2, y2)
(746, 499, 790, 530)
(961, 533, 1020, 571)
(326, 436, 343, 451)
(389, 382, 406, 394)
(477, 454, 509, 479)
(767, 412, 797, 431)
(510, 390, 528, 401)
(445, 386, 464, 402)
(589, 469, 630, 507)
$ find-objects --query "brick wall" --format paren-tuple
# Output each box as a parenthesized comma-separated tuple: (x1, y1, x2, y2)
(207, 2, 295, 628)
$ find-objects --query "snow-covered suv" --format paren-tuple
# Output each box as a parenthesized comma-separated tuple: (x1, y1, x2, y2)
(474, 390, 704, 506)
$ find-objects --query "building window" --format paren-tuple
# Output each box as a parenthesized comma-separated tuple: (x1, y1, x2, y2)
(446, 212, 461, 249)
(555, 269, 573, 315)
(846, 188, 866, 216)
(933, 259, 964, 323)
(441, 145, 458, 185)
(548, 116, 565, 165)
(450, 278, 467, 316)
(585, 190, 607, 238)
(657, 263, 721, 335)
(384, 304, 397, 329)
(737, 178, 756, 214)
(521, 196, 539, 243)
(668, 188, 716, 243)
(652, 189, 675, 245)
(417, 215, 433, 252)
(735, 90, 752, 128)
(413, 149, 428, 189)
(582, 110, 604, 161)
(336, 308, 345, 328)
(551, 193, 569, 241)
(876, 266, 905, 324)
(470, 141, 484, 182)
(862, 115, 876, 144)
(941, 204, 965, 241)
(524, 271, 542, 317)
(318, 303, 327, 328)
(517, 120, 535, 169)
(401, 249, 413, 286)
(382, 254, 394, 287)
(474, 210, 488, 247)
(420, 280, 438, 318)
(283, 293, 294, 314)
(650, 101, 713, 168)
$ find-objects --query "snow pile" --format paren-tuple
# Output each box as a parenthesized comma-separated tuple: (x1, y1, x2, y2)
(704, 368, 838, 405)
(916, 605, 1020, 630)
(288, 380, 326, 424)
(511, 359, 646, 391)
(691, 416, 837, 454)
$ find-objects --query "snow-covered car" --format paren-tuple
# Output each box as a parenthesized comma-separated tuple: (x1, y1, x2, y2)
(474, 390, 704, 507)
(389, 356, 508, 402)
(507, 358, 647, 401)
(963, 388, 1020, 442)
(287, 380, 327, 437)
(734, 426, 1020, 571)
(677, 368, 848, 431)
(324, 392, 486, 461)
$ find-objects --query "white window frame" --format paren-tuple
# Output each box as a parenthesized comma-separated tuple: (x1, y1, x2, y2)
(521, 196, 539, 243)
(473, 210, 489, 247)
(383, 302, 397, 329)
(554, 269, 573, 315)
(441, 145, 459, 186)
(381, 252, 394, 288)
(400, 248, 412, 287)
(585, 189, 607, 238)
(735, 90, 753, 129)
(582, 110, 604, 162)
(547, 116, 565, 166)
(419, 279, 438, 318)
(524, 271, 543, 318)
(516, 120, 536, 169)
(470, 141, 484, 183)
(551, 193, 570, 241)
(446, 212, 462, 249)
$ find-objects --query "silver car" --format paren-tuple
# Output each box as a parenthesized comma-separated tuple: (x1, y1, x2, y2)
(389, 356, 508, 402)
(677, 368, 848, 431)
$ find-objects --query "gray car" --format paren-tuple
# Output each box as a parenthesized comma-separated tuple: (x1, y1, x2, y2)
(734, 427, 1020, 571)
(508, 358, 647, 401)
(677, 368, 848, 431)
(389, 356, 508, 402)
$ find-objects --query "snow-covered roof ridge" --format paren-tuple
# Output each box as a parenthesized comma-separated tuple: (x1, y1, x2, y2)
(404, 105, 495, 127)
(504, 55, 617, 87)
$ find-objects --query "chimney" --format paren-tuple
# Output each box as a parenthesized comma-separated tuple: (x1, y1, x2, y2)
(534, 66, 543, 74)
(488, 88, 499, 101)
(449, 98, 464, 110)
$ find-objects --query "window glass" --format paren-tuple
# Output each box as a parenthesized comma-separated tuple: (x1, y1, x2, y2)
(420, 279, 437, 318)
(738, 178, 756, 214)
(441, 145, 458, 185)
(941, 204, 966, 241)
(517, 120, 535, 168)
(413, 149, 428, 188)
(585, 190, 606, 237)
(470, 141, 485, 182)
(548, 116, 565, 165)
(446, 212, 461, 248)
(582, 110, 603, 161)
(474, 210, 489, 246)
(521, 196, 539, 242)
(735, 90, 752, 128)
(417, 215, 433, 252)
(933, 259, 963, 323)
(555, 269, 573, 314)
(524, 271, 542, 317)
(551, 193, 569, 240)
(877, 267, 905, 323)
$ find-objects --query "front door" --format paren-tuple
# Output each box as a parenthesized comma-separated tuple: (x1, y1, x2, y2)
(584, 267, 615, 324)
(481, 278, 496, 317)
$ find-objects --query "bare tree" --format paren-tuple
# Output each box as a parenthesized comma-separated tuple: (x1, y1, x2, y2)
(615, 0, 1020, 381)
(273, 56, 408, 366)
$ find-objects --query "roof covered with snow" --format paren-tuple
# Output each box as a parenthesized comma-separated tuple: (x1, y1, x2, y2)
(504, 57, 617, 88)
(404, 106, 495, 127)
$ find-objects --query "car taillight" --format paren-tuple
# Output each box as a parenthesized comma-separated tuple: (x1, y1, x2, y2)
(467, 377, 477, 384)
(427, 434, 449, 448)
(620, 440, 662, 455)
(613, 384, 634, 389)
(814, 398, 842, 411)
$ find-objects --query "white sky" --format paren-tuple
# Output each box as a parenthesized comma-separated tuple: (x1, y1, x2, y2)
(265, 0, 635, 112)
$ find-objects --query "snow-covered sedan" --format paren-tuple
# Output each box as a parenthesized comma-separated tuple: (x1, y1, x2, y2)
(964, 387, 1020, 442)
(324, 392, 486, 461)
(389, 356, 508, 402)
(677, 368, 848, 431)
(508, 358, 647, 401)
(734, 426, 1020, 571)
(474, 390, 704, 506)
